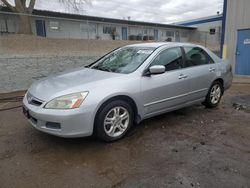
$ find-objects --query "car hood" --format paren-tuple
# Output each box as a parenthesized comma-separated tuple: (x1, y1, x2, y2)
(28, 67, 122, 101)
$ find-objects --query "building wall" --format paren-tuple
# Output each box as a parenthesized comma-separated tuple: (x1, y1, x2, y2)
(190, 20, 222, 32)
(176, 15, 222, 33)
(0, 14, 17, 33)
(40, 18, 99, 39)
(0, 13, 192, 42)
(224, 0, 250, 72)
(176, 17, 222, 53)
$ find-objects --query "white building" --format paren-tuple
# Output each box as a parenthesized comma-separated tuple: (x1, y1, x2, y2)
(176, 14, 222, 34)
(0, 7, 195, 42)
(176, 14, 223, 55)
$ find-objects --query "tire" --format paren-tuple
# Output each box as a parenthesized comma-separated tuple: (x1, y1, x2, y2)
(203, 81, 223, 108)
(94, 100, 134, 142)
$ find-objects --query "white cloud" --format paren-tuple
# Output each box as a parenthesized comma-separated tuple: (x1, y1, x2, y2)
(33, 0, 224, 23)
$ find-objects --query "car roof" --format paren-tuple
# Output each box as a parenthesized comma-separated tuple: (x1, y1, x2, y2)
(126, 42, 200, 48)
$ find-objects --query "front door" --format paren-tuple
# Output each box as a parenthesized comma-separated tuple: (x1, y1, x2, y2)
(236, 29, 250, 75)
(175, 31, 180, 42)
(35, 20, 46, 37)
(122, 27, 127, 40)
(141, 47, 189, 116)
(154, 29, 158, 41)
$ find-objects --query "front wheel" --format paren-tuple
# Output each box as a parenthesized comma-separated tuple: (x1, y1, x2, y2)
(203, 81, 223, 108)
(94, 100, 134, 142)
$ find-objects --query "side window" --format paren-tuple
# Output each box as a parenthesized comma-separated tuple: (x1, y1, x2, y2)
(151, 47, 183, 71)
(183, 47, 214, 68)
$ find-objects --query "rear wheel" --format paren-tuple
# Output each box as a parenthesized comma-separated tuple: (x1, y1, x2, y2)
(203, 81, 223, 108)
(94, 100, 134, 142)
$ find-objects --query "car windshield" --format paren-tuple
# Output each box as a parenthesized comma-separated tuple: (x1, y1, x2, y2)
(90, 47, 155, 74)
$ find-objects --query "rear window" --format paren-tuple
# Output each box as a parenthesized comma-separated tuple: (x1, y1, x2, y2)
(183, 47, 214, 67)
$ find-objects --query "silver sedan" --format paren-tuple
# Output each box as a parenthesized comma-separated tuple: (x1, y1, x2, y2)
(23, 42, 233, 141)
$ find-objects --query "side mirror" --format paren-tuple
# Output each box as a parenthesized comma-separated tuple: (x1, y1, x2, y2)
(149, 65, 166, 75)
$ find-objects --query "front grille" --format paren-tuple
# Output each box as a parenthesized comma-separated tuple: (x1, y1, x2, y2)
(30, 116, 38, 124)
(27, 93, 43, 106)
(30, 99, 43, 106)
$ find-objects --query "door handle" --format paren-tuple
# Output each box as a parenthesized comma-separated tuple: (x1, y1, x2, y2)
(209, 68, 216, 72)
(178, 74, 188, 79)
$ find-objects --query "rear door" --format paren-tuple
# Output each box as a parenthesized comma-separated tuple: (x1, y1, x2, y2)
(182, 46, 217, 101)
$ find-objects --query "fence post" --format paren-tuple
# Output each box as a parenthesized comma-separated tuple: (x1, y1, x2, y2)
(87, 19, 90, 56)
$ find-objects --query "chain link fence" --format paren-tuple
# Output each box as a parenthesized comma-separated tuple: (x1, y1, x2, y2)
(189, 31, 221, 56)
(0, 11, 221, 93)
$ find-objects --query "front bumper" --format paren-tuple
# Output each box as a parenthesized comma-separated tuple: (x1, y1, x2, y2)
(22, 94, 95, 138)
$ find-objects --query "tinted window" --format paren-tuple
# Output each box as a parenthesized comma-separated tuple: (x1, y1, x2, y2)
(183, 47, 214, 67)
(151, 47, 183, 71)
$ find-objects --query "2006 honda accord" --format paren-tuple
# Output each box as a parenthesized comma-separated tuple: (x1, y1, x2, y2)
(23, 43, 232, 141)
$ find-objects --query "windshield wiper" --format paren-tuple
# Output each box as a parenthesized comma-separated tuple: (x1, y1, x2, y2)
(92, 66, 112, 72)
(99, 67, 112, 72)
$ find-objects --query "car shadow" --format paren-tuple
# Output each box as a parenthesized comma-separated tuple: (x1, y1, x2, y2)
(126, 104, 206, 138)
(30, 104, 208, 149)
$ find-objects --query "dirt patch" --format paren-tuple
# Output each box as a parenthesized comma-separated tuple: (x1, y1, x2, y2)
(232, 95, 250, 113)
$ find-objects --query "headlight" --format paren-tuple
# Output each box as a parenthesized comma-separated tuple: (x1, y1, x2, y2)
(44, 92, 88, 109)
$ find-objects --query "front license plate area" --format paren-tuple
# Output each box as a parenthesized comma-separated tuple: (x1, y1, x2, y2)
(22, 106, 30, 119)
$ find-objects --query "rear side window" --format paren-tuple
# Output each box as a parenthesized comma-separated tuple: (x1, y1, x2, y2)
(183, 47, 214, 68)
(151, 47, 183, 71)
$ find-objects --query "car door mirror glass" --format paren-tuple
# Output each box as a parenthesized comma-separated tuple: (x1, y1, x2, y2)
(149, 65, 166, 74)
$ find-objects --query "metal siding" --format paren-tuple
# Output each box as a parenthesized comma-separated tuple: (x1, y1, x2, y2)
(192, 21, 222, 32)
(180, 17, 222, 26)
(224, 0, 250, 74)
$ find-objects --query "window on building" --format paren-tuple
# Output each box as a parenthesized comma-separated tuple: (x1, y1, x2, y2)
(49, 21, 59, 30)
(90, 25, 97, 34)
(80, 23, 97, 33)
(0, 19, 7, 32)
(183, 47, 214, 67)
(181, 31, 188, 38)
(103, 26, 116, 34)
(80, 23, 88, 32)
(166, 30, 174, 37)
(143, 29, 148, 35)
(210, 28, 216, 35)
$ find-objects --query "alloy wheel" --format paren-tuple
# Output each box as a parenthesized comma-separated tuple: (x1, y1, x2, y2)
(210, 84, 221, 104)
(103, 106, 130, 138)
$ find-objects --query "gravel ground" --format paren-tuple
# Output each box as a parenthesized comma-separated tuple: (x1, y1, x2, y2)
(0, 83, 250, 187)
